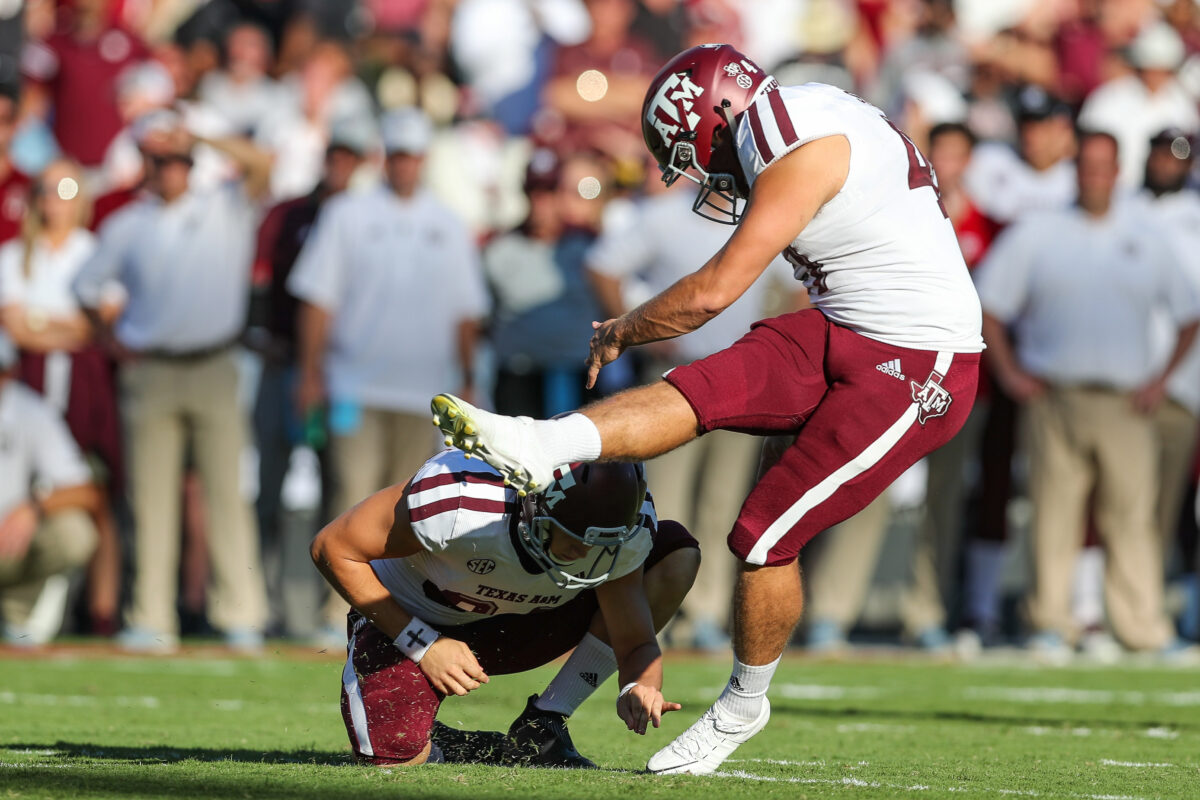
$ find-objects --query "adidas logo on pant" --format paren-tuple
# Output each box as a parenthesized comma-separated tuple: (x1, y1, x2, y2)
(875, 359, 905, 380)
(580, 671, 599, 688)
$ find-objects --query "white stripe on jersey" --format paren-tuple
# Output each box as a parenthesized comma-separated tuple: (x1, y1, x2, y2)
(409, 479, 509, 509)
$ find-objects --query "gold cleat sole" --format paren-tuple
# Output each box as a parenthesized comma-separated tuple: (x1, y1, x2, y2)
(431, 394, 541, 497)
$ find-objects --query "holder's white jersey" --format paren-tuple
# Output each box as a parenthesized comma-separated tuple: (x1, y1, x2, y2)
(736, 83, 984, 353)
(371, 450, 656, 627)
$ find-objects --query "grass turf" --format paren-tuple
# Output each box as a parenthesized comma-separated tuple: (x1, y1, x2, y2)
(0, 646, 1197, 799)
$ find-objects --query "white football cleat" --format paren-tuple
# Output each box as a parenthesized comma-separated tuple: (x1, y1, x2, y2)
(646, 698, 770, 776)
(430, 393, 555, 497)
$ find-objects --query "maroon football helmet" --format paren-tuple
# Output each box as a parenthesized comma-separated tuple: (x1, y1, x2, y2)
(518, 462, 648, 589)
(641, 43, 776, 224)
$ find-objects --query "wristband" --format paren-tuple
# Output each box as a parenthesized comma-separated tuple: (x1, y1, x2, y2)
(617, 682, 639, 700)
(394, 616, 440, 663)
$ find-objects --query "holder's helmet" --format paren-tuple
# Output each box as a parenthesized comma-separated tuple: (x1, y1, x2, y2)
(517, 462, 648, 590)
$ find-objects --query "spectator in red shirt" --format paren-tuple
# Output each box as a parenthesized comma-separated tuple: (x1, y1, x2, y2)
(0, 86, 31, 244)
(21, 0, 151, 167)
(543, 0, 661, 157)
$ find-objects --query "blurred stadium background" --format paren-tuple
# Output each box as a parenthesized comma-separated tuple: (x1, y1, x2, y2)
(0, 0, 1197, 732)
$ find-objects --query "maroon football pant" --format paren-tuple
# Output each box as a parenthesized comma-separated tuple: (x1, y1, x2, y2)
(665, 309, 980, 567)
(339, 519, 697, 765)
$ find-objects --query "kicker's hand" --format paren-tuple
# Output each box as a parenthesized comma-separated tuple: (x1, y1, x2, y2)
(418, 637, 490, 696)
(586, 319, 625, 389)
(616, 684, 681, 735)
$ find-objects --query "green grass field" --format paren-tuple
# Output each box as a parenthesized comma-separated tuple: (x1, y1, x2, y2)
(1, 646, 1197, 799)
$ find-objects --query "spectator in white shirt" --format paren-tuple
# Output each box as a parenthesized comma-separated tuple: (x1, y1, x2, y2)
(1079, 20, 1200, 187)
(0, 330, 99, 646)
(71, 110, 274, 653)
(198, 22, 287, 138)
(0, 158, 124, 636)
(450, 0, 591, 134)
(959, 86, 1077, 648)
(975, 131, 1199, 658)
(963, 86, 1077, 226)
(258, 41, 377, 201)
(289, 108, 489, 638)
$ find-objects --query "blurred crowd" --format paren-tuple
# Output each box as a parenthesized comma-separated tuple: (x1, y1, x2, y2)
(1, 0, 1200, 663)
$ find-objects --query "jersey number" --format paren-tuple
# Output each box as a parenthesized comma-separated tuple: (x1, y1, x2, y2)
(440, 589, 500, 616)
(886, 119, 948, 219)
(784, 247, 829, 295)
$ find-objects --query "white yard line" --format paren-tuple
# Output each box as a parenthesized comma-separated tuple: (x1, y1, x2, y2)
(0, 690, 338, 715)
(1099, 760, 1173, 768)
(836, 722, 916, 733)
(0, 691, 160, 708)
(964, 687, 1200, 706)
(714, 769, 1152, 800)
(764, 682, 1200, 708)
(727, 758, 828, 767)
(1144, 727, 1179, 740)
(774, 683, 884, 700)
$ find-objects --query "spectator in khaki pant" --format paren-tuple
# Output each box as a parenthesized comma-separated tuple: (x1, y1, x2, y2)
(0, 331, 99, 645)
(975, 131, 1199, 659)
(72, 110, 273, 652)
(288, 109, 488, 639)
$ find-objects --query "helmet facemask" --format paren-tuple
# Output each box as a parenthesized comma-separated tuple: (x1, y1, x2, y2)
(659, 101, 747, 225)
(515, 464, 648, 590)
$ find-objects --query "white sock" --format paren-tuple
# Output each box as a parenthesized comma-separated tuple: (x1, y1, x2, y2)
(539, 413, 603, 466)
(535, 633, 616, 716)
(713, 655, 780, 723)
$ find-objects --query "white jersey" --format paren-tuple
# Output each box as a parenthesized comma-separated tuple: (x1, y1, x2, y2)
(962, 143, 1076, 225)
(371, 449, 656, 627)
(736, 83, 983, 353)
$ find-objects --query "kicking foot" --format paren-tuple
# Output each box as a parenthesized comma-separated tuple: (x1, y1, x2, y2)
(646, 698, 770, 776)
(505, 694, 597, 769)
(429, 721, 510, 765)
(430, 394, 556, 497)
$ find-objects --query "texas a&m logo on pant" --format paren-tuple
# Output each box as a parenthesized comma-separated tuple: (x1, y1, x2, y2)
(911, 370, 952, 424)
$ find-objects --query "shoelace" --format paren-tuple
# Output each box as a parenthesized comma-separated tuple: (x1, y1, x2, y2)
(668, 710, 726, 760)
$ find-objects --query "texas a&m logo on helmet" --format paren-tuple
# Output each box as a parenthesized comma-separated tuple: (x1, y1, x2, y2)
(643, 71, 706, 154)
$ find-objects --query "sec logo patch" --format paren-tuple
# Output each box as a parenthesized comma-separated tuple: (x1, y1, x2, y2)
(467, 558, 496, 575)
